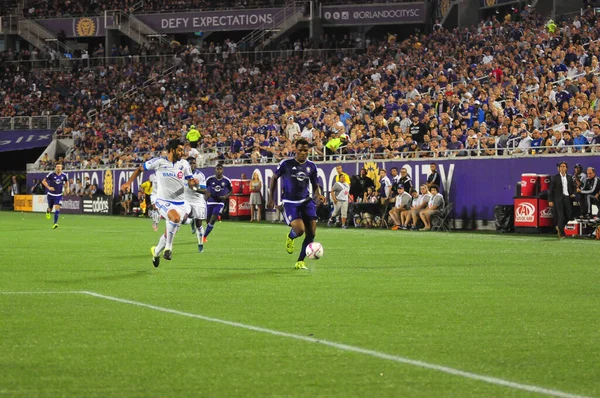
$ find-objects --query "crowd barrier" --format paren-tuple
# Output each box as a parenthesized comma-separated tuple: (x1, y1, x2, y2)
(26, 156, 599, 221)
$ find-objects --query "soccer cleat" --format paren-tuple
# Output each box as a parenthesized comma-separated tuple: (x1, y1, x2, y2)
(163, 249, 172, 260)
(46, 211, 51, 220)
(391, 225, 399, 230)
(150, 246, 160, 268)
(52, 224, 58, 229)
(285, 235, 294, 254)
(198, 243, 204, 253)
(202, 236, 208, 243)
(295, 261, 307, 270)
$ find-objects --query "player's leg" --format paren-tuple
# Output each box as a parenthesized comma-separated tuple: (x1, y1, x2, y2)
(390, 207, 400, 229)
(46, 195, 54, 220)
(204, 203, 223, 240)
(283, 203, 305, 255)
(296, 201, 318, 269)
(52, 204, 61, 228)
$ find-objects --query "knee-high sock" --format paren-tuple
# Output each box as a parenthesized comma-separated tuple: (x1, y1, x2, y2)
(165, 221, 180, 251)
(298, 233, 315, 261)
(204, 223, 214, 238)
(288, 228, 298, 239)
(196, 224, 204, 244)
(155, 233, 167, 255)
(53, 210, 60, 224)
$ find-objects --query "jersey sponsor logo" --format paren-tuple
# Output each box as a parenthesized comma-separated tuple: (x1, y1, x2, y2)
(515, 202, 535, 223)
(162, 171, 183, 179)
(292, 171, 308, 182)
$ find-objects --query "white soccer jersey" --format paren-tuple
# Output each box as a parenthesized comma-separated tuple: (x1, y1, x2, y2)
(143, 157, 193, 203)
(185, 170, 207, 204)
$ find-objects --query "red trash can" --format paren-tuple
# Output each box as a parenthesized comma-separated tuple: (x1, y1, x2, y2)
(241, 180, 251, 195)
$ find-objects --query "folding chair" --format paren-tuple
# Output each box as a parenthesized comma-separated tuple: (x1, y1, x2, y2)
(431, 202, 453, 232)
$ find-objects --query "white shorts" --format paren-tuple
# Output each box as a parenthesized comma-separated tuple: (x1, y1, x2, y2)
(154, 198, 191, 223)
(150, 194, 157, 205)
(189, 200, 207, 220)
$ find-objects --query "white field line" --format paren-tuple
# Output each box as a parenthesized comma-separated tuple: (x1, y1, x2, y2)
(70, 290, 590, 398)
(0, 290, 592, 398)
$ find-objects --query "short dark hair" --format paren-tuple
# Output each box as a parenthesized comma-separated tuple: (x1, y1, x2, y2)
(167, 139, 182, 152)
(391, 167, 398, 172)
(558, 161, 568, 168)
(430, 184, 439, 192)
(187, 157, 196, 163)
(295, 138, 310, 147)
(216, 163, 224, 169)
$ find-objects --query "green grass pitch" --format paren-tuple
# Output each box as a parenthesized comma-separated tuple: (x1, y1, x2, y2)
(1, 211, 599, 397)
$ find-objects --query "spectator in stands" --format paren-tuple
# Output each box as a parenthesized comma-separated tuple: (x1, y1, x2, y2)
(419, 185, 444, 231)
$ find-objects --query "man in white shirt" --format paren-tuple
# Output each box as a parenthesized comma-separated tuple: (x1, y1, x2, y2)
(420, 185, 445, 230)
(122, 139, 197, 266)
(301, 121, 315, 142)
(328, 174, 350, 228)
(285, 116, 301, 141)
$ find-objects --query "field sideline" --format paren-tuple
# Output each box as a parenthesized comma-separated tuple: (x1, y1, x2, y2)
(1, 212, 599, 397)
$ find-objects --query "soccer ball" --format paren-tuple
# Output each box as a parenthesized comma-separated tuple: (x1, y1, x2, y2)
(305, 242, 324, 260)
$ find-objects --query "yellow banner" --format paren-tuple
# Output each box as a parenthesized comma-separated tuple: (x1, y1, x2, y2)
(14, 195, 33, 212)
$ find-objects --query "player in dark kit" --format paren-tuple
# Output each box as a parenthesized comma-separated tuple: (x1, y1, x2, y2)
(42, 163, 69, 229)
(203, 164, 232, 242)
(268, 139, 323, 270)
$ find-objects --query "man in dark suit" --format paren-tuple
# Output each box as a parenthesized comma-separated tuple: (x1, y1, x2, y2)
(548, 161, 576, 238)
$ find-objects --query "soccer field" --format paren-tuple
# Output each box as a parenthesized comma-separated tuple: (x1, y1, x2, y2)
(1, 212, 599, 398)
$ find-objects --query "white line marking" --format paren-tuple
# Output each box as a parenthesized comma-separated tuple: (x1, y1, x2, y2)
(0, 291, 81, 295)
(78, 290, 589, 398)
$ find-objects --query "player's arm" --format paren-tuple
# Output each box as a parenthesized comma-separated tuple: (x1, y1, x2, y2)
(121, 165, 144, 191)
(42, 176, 54, 191)
(268, 174, 279, 209)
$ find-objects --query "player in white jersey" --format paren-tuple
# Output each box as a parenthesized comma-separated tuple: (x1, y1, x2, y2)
(122, 139, 198, 267)
(185, 157, 208, 252)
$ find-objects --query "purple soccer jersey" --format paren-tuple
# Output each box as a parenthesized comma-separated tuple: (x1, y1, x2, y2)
(275, 158, 319, 224)
(45, 172, 68, 208)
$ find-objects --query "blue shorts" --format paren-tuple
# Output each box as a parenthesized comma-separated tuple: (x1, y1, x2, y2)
(47, 195, 62, 208)
(207, 202, 225, 218)
(283, 199, 317, 226)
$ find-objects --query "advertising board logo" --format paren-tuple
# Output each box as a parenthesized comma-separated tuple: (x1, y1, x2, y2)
(104, 170, 114, 196)
(515, 202, 535, 222)
(75, 17, 97, 37)
(540, 207, 553, 219)
(230, 198, 237, 213)
(486, 0, 497, 6)
(83, 196, 109, 213)
(61, 199, 80, 210)
(239, 201, 251, 210)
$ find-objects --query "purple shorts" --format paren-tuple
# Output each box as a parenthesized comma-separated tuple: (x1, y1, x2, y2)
(47, 195, 62, 208)
(207, 202, 225, 218)
(283, 199, 317, 226)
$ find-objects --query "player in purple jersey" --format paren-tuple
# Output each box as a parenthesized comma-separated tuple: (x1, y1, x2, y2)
(268, 139, 323, 270)
(203, 163, 232, 242)
(42, 163, 69, 229)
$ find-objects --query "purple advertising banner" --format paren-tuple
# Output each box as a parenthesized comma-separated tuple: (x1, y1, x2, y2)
(27, 156, 599, 221)
(322, 3, 425, 25)
(35, 17, 110, 38)
(57, 195, 83, 214)
(0, 130, 53, 152)
(135, 8, 284, 33)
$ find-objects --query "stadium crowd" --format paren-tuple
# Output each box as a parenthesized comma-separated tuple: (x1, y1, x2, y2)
(1, 8, 599, 171)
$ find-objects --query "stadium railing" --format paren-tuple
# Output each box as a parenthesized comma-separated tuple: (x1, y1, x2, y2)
(29, 144, 600, 171)
(0, 115, 67, 131)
